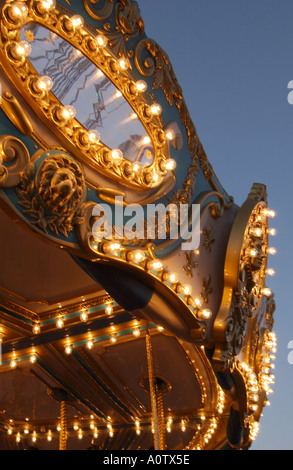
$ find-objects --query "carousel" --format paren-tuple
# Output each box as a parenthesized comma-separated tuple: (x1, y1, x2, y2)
(0, 0, 277, 451)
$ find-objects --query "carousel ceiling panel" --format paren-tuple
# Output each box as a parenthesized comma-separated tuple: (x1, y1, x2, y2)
(0, 207, 103, 313)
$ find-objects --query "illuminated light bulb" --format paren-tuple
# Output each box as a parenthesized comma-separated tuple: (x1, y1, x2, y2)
(263, 209, 276, 218)
(56, 317, 64, 329)
(117, 58, 128, 70)
(34, 75, 54, 93)
(70, 15, 84, 29)
(7, 2, 28, 22)
(181, 420, 186, 432)
(166, 272, 179, 284)
(16, 433, 21, 443)
(194, 297, 202, 307)
(135, 80, 147, 92)
(88, 129, 101, 144)
(7, 428, 13, 436)
(93, 428, 99, 439)
(73, 423, 79, 431)
(198, 308, 212, 320)
(105, 304, 113, 315)
(148, 259, 163, 271)
(110, 335, 116, 343)
(80, 311, 88, 322)
(58, 105, 76, 121)
(86, 338, 94, 350)
(267, 247, 277, 255)
(32, 431, 37, 443)
(132, 327, 140, 337)
(110, 149, 123, 162)
(181, 284, 192, 296)
(266, 268, 275, 277)
(250, 248, 258, 257)
(95, 34, 108, 47)
(78, 429, 83, 440)
(150, 103, 162, 116)
(267, 228, 277, 236)
(162, 158, 177, 171)
(29, 353, 37, 364)
(64, 344, 72, 355)
(10, 359, 17, 369)
(250, 227, 263, 238)
(132, 250, 146, 263)
(33, 324, 41, 335)
(157, 326, 164, 331)
(12, 41, 32, 59)
(262, 287, 273, 297)
(38, 0, 56, 12)
(132, 162, 142, 173)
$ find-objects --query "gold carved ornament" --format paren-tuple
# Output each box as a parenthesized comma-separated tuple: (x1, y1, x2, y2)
(212, 183, 272, 372)
(0, 1, 173, 191)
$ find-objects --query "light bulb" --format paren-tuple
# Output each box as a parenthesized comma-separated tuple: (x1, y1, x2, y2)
(263, 209, 276, 218)
(162, 158, 177, 171)
(105, 305, 113, 315)
(95, 34, 108, 47)
(110, 149, 123, 162)
(80, 311, 88, 322)
(166, 272, 178, 283)
(135, 80, 147, 92)
(250, 227, 263, 238)
(10, 359, 17, 369)
(86, 339, 94, 349)
(33, 324, 41, 335)
(34, 76, 54, 92)
(56, 105, 76, 121)
(148, 259, 163, 271)
(12, 41, 32, 59)
(262, 287, 273, 297)
(110, 335, 116, 343)
(181, 284, 192, 296)
(117, 58, 128, 70)
(29, 354, 37, 364)
(267, 247, 277, 255)
(88, 129, 101, 144)
(132, 327, 140, 337)
(7, 2, 28, 22)
(56, 317, 64, 329)
(70, 15, 84, 29)
(198, 308, 212, 320)
(266, 268, 275, 276)
(150, 103, 162, 115)
(64, 344, 72, 355)
(267, 228, 277, 236)
(132, 250, 146, 262)
(39, 0, 56, 11)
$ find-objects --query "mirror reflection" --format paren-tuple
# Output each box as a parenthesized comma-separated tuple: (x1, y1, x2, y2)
(21, 23, 154, 165)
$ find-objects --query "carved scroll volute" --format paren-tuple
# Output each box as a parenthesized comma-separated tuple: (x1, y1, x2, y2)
(83, 0, 114, 20)
(0, 135, 30, 188)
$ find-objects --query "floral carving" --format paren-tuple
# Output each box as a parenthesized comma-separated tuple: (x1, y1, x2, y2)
(202, 226, 215, 252)
(15, 154, 85, 237)
(200, 275, 212, 304)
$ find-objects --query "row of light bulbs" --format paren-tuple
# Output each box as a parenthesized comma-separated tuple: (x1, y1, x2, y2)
(90, 240, 213, 322)
(6, 416, 211, 445)
(6, 1, 178, 181)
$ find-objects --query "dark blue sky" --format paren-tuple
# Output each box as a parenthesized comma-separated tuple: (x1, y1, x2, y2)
(140, 0, 293, 450)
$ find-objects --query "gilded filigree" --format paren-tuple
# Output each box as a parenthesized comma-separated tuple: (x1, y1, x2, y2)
(0, 134, 30, 188)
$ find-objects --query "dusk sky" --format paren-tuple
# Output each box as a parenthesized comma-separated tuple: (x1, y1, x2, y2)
(140, 0, 293, 450)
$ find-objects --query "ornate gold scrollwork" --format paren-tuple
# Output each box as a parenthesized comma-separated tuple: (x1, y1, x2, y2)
(0, 135, 30, 188)
(212, 183, 270, 371)
(83, 0, 114, 21)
